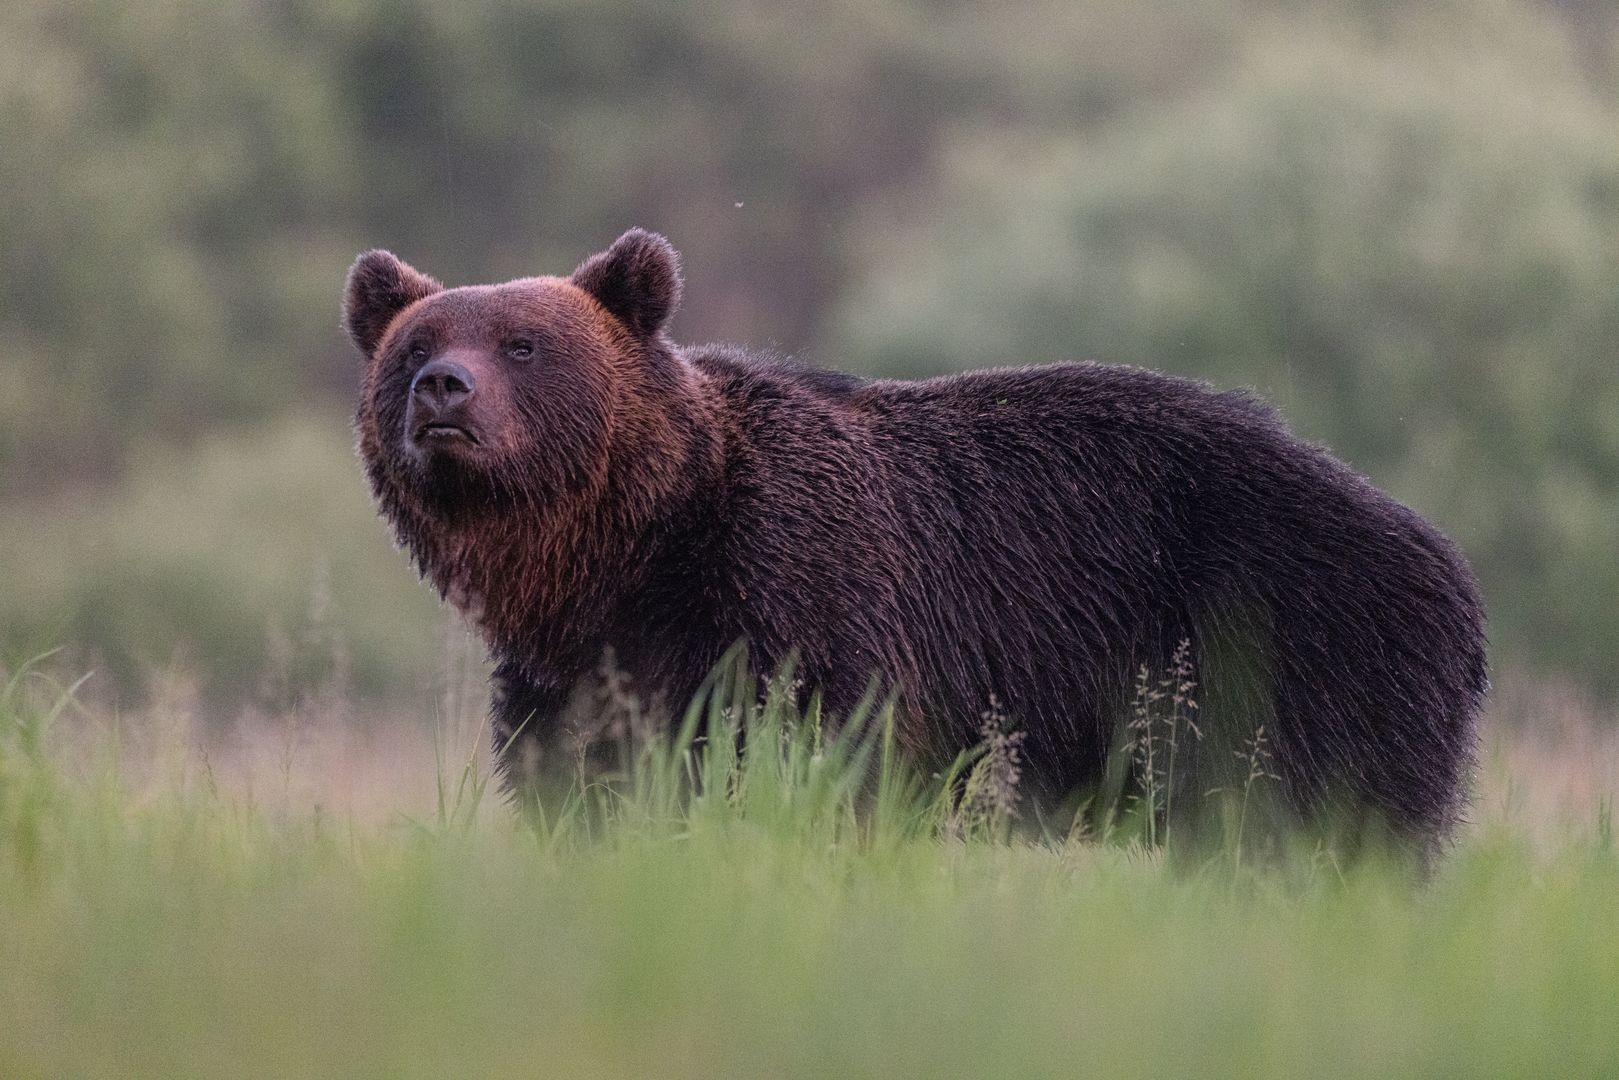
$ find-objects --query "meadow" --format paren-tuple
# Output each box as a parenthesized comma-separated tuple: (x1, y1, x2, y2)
(3, 648, 1616, 1080)
(5, 3, 1615, 1075)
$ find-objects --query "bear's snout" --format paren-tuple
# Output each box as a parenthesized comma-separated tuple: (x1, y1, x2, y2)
(412, 358, 476, 411)
(408, 358, 479, 448)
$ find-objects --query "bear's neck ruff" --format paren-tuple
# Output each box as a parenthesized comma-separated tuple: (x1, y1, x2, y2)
(404, 498, 616, 663)
(372, 357, 724, 678)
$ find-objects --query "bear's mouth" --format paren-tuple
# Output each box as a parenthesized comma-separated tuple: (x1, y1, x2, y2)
(415, 421, 480, 446)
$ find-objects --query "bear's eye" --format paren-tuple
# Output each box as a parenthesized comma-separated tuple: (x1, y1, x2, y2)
(506, 340, 535, 363)
(408, 341, 431, 362)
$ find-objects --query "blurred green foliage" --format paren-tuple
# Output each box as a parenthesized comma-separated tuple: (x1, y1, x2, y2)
(0, 414, 444, 703)
(1, 0, 1615, 703)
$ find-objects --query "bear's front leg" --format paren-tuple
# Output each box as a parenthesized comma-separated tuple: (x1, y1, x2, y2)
(489, 657, 576, 815)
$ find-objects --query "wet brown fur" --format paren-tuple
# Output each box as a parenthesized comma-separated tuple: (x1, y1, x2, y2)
(353, 263, 719, 667)
(344, 229, 1488, 854)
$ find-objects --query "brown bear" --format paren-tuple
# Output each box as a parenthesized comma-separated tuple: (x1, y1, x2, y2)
(344, 228, 1486, 851)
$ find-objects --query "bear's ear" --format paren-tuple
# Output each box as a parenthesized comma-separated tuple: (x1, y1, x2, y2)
(343, 250, 442, 355)
(571, 228, 682, 340)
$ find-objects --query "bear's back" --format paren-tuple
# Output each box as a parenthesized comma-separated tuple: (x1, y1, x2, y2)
(685, 348, 1482, 819)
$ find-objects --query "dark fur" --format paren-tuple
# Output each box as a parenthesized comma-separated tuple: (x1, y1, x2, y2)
(345, 230, 1487, 850)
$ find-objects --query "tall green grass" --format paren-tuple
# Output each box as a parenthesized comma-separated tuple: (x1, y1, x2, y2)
(2, 654, 1616, 1079)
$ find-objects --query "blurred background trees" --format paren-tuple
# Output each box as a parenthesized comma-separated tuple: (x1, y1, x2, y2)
(2, 0, 1615, 709)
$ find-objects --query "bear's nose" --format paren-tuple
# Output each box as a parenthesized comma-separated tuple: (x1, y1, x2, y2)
(410, 359, 476, 410)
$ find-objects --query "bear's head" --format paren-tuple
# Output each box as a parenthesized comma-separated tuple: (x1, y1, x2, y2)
(345, 228, 684, 514)
(344, 229, 707, 630)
